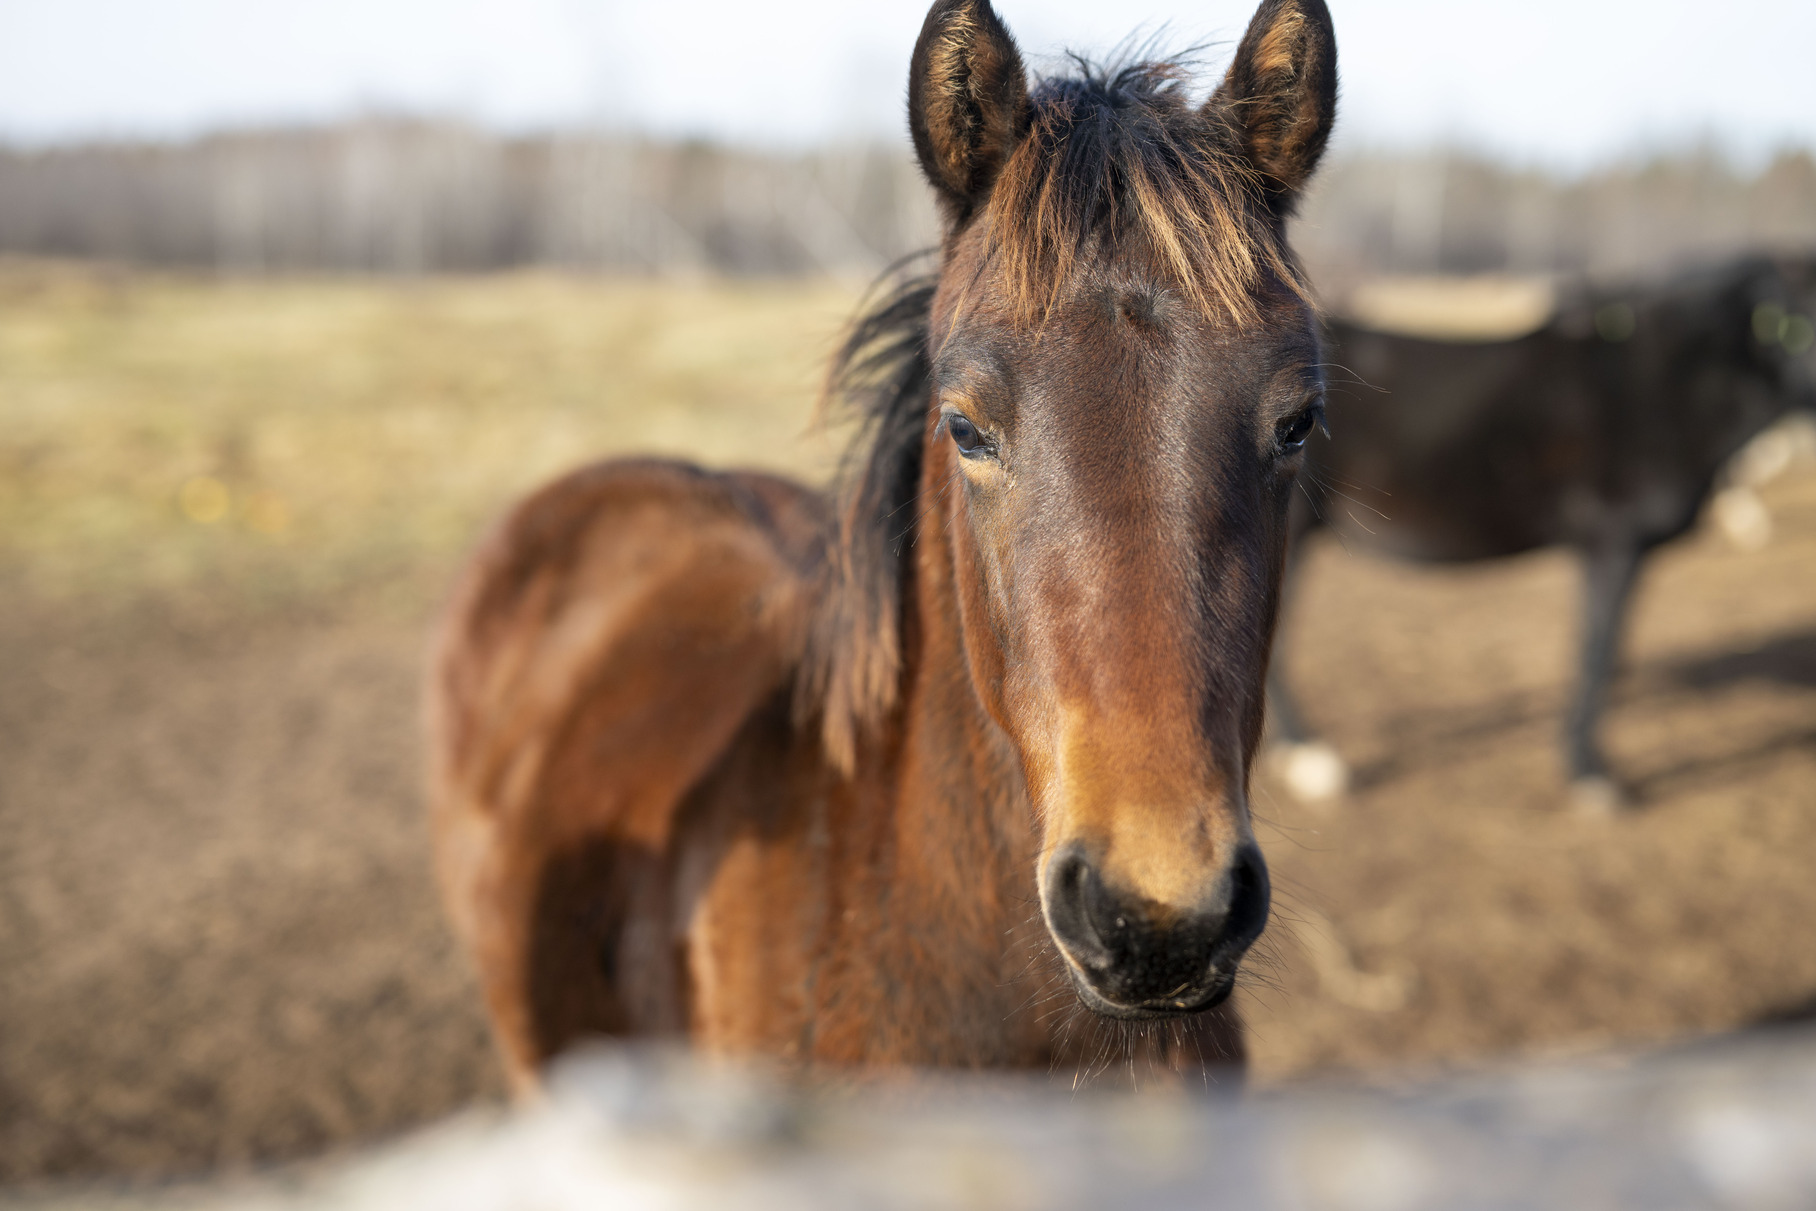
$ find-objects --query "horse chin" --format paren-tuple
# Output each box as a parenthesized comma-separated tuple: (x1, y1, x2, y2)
(1064, 964, 1239, 1022)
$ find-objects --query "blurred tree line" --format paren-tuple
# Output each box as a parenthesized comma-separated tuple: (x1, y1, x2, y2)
(1, 118, 1812, 285)
(0, 121, 933, 277)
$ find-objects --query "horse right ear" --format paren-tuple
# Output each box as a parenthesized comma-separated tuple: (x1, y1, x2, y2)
(1205, 0, 1339, 211)
(908, 0, 1031, 227)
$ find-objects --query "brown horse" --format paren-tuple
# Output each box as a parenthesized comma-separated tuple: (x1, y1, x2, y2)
(430, 0, 1339, 1090)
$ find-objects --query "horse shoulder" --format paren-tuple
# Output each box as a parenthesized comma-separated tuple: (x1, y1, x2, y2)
(427, 458, 824, 980)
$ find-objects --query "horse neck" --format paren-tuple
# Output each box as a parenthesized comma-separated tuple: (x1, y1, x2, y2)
(1668, 306, 1794, 466)
(1695, 362, 1794, 475)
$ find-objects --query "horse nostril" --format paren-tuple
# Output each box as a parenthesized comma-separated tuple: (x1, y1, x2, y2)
(1220, 843, 1271, 955)
(1079, 861, 1133, 952)
(1043, 846, 1114, 970)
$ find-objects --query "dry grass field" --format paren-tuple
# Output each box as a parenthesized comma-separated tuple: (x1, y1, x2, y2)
(2, 261, 1813, 1185)
(0, 261, 857, 609)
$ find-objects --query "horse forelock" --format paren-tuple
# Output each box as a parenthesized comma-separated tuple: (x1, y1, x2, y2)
(987, 56, 1306, 328)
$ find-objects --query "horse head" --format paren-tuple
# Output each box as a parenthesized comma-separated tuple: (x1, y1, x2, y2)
(1749, 256, 1816, 409)
(907, 0, 1338, 1019)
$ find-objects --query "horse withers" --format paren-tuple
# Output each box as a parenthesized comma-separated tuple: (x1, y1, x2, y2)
(431, 0, 1339, 1088)
(1268, 256, 1816, 812)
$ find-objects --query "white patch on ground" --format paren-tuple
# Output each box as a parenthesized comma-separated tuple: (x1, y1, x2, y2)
(1277, 741, 1351, 805)
(1714, 486, 1774, 552)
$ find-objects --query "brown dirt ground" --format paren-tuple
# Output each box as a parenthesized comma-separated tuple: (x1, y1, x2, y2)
(1248, 464, 1816, 1076)
(2, 469, 1813, 1186)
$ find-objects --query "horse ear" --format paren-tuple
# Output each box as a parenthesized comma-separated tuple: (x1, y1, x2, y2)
(1206, 0, 1338, 209)
(908, 0, 1031, 226)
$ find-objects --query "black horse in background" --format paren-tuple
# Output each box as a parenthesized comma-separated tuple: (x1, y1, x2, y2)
(1270, 254, 1816, 812)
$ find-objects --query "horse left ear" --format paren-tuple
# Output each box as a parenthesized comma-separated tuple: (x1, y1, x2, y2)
(908, 0, 1032, 227)
(1206, 0, 1339, 209)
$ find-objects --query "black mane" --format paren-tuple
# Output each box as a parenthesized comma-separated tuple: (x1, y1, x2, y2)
(802, 261, 937, 770)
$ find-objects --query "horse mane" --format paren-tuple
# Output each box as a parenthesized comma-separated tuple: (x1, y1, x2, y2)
(805, 53, 1304, 770)
(803, 262, 937, 773)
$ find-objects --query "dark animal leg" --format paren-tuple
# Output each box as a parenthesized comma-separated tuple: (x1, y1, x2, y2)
(1566, 538, 1644, 808)
(1266, 532, 1314, 746)
(1266, 663, 1314, 747)
(1266, 529, 1348, 801)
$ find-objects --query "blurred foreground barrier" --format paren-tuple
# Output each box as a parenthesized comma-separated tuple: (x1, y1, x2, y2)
(23, 1027, 1816, 1210)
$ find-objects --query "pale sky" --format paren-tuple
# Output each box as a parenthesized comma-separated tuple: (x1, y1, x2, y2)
(2, 0, 1813, 167)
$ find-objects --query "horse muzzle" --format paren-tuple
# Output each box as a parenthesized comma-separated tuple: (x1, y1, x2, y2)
(1040, 840, 1270, 1019)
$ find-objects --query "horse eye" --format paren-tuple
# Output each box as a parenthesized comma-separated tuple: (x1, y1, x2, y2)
(946, 414, 989, 458)
(1275, 401, 1323, 453)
